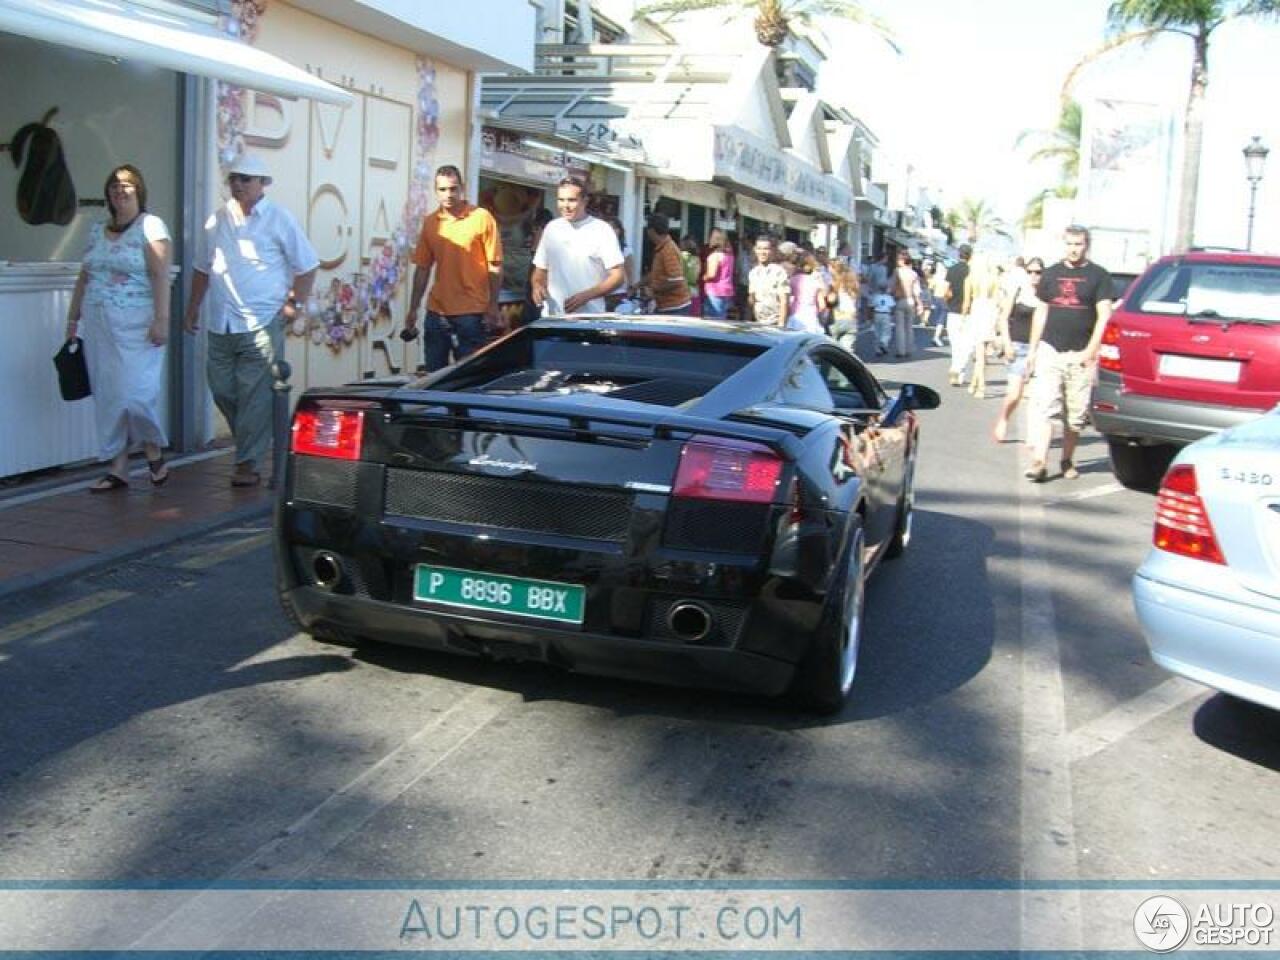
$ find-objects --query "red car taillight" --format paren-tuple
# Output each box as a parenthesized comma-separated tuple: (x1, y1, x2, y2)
(1098, 320, 1122, 372)
(1153, 464, 1224, 564)
(291, 408, 365, 461)
(673, 437, 784, 503)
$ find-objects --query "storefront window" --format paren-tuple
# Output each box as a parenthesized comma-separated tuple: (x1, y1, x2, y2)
(0, 35, 180, 263)
(478, 176, 549, 304)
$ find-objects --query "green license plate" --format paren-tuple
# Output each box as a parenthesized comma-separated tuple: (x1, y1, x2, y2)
(413, 565, 586, 624)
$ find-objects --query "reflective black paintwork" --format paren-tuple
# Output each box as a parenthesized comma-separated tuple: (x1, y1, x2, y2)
(275, 317, 937, 696)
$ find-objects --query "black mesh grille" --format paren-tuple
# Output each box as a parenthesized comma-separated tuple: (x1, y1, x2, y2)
(663, 500, 771, 553)
(385, 469, 633, 541)
(647, 597, 749, 648)
(293, 458, 359, 508)
(606, 379, 707, 406)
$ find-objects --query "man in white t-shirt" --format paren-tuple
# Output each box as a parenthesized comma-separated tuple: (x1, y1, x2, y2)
(531, 177, 625, 315)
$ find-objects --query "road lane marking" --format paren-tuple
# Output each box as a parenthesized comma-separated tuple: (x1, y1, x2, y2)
(176, 532, 271, 570)
(0, 590, 133, 646)
(1066, 677, 1206, 764)
(1018, 485, 1081, 950)
(128, 685, 521, 949)
(1042, 482, 1125, 506)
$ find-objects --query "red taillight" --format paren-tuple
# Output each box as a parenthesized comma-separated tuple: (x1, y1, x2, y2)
(1098, 320, 1122, 372)
(672, 436, 784, 503)
(1153, 464, 1224, 564)
(291, 408, 365, 461)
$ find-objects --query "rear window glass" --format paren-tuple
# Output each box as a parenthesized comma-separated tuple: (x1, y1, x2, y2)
(1134, 262, 1280, 323)
(425, 329, 767, 407)
(530, 334, 761, 377)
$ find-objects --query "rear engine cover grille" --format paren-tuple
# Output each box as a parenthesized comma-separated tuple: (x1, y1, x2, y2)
(663, 500, 771, 553)
(293, 457, 359, 509)
(385, 469, 633, 541)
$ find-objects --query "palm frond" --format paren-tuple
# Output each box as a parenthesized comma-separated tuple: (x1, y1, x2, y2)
(1061, 27, 1162, 108)
(807, 0, 902, 53)
(635, 0, 749, 17)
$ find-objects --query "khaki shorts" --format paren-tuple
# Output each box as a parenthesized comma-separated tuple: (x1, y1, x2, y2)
(1030, 344, 1094, 432)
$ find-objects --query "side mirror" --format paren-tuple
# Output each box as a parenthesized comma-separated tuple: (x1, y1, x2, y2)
(901, 383, 941, 411)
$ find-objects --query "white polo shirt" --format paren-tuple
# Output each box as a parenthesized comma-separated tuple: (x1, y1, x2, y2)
(532, 214, 624, 314)
(196, 197, 319, 334)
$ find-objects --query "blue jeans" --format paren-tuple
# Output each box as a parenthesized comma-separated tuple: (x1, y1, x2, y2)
(703, 293, 730, 318)
(423, 312, 486, 371)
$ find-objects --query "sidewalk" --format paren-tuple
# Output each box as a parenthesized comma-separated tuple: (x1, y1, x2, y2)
(0, 447, 273, 601)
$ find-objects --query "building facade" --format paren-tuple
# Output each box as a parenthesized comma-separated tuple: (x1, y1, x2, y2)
(0, 0, 533, 480)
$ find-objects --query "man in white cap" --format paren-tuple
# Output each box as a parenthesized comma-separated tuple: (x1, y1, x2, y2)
(184, 154, 318, 486)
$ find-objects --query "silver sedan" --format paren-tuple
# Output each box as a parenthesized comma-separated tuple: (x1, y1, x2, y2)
(1133, 406, 1280, 710)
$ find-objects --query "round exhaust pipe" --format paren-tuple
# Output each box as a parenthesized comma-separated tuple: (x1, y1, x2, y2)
(668, 601, 713, 643)
(312, 552, 343, 590)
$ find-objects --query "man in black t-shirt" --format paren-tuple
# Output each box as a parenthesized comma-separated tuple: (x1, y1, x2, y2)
(1024, 226, 1113, 482)
(944, 244, 973, 385)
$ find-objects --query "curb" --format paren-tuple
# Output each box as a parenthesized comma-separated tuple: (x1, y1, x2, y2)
(0, 498, 274, 604)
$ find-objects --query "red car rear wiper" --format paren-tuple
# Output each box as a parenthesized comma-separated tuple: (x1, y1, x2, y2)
(1186, 309, 1273, 327)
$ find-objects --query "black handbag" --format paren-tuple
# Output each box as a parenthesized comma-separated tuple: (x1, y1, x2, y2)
(53, 337, 91, 401)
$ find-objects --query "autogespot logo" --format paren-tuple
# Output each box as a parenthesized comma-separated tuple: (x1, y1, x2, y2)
(1134, 895, 1191, 952)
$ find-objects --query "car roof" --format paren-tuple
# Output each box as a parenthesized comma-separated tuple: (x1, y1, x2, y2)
(1148, 250, 1280, 268)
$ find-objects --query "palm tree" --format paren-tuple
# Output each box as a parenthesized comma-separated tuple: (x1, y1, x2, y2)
(1017, 100, 1081, 234)
(1016, 100, 1083, 188)
(955, 197, 1009, 245)
(1065, 0, 1280, 251)
(635, 0, 898, 52)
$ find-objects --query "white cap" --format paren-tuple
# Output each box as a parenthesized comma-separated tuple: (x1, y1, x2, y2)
(228, 154, 273, 184)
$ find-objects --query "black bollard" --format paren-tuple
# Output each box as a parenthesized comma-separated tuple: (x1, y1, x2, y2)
(270, 359, 292, 490)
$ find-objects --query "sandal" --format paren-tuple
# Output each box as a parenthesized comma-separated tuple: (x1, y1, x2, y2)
(148, 457, 169, 486)
(1024, 462, 1048, 483)
(1061, 460, 1080, 480)
(89, 473, 129, 493)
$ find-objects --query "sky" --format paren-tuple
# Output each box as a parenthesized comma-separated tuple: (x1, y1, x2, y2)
(814, 0, 1280, 254)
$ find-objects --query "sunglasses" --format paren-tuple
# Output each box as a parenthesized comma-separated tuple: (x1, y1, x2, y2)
(227, 173, 258, 184)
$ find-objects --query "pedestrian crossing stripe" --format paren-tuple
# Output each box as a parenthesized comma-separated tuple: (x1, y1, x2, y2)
(177, 532, 271, 571)
(0, 589, 132, 646)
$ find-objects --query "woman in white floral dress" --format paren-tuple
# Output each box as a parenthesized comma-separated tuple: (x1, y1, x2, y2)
(64, 165, 172, 491)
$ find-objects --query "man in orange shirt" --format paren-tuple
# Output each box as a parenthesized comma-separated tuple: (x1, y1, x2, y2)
(645, 213, 692, 316)
(405, 164, 503, 370)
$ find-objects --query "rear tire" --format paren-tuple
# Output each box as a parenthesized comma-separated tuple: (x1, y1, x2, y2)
(1107, 439, 1176, 492)
(790, 520, 866, 715)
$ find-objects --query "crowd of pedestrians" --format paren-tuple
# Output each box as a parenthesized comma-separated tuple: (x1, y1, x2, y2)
(70, 154, 1108, 492)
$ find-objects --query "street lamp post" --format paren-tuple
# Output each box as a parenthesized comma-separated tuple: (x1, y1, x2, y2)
(1243, 136, 1269, 251)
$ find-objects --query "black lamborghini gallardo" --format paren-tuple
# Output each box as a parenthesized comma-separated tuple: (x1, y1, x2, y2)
(275, 317, 938, 713)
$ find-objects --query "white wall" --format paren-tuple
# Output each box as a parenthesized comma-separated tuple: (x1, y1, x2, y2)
(289, 0, 536, 73)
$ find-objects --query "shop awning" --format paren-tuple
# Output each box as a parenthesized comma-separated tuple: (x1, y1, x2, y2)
(0, 0, 352, 106)
(735, 193, 814, 232)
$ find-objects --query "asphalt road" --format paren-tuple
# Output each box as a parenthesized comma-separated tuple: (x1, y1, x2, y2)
(2, 334, 1277, 918)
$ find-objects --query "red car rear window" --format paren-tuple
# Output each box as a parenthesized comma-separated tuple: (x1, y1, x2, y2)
(1132, 261, 1280, 324)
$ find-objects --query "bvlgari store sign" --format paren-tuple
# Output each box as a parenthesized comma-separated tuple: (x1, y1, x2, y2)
(712, 125, 852, 221)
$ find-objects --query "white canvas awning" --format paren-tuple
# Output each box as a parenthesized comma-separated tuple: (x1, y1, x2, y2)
(0, 0, 352, 106)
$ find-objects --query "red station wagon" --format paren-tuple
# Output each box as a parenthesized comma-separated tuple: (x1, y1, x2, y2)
(1091, 251, 1280, 490)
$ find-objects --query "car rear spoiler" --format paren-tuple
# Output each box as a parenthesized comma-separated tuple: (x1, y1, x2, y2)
(299, 388, 805, 458)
